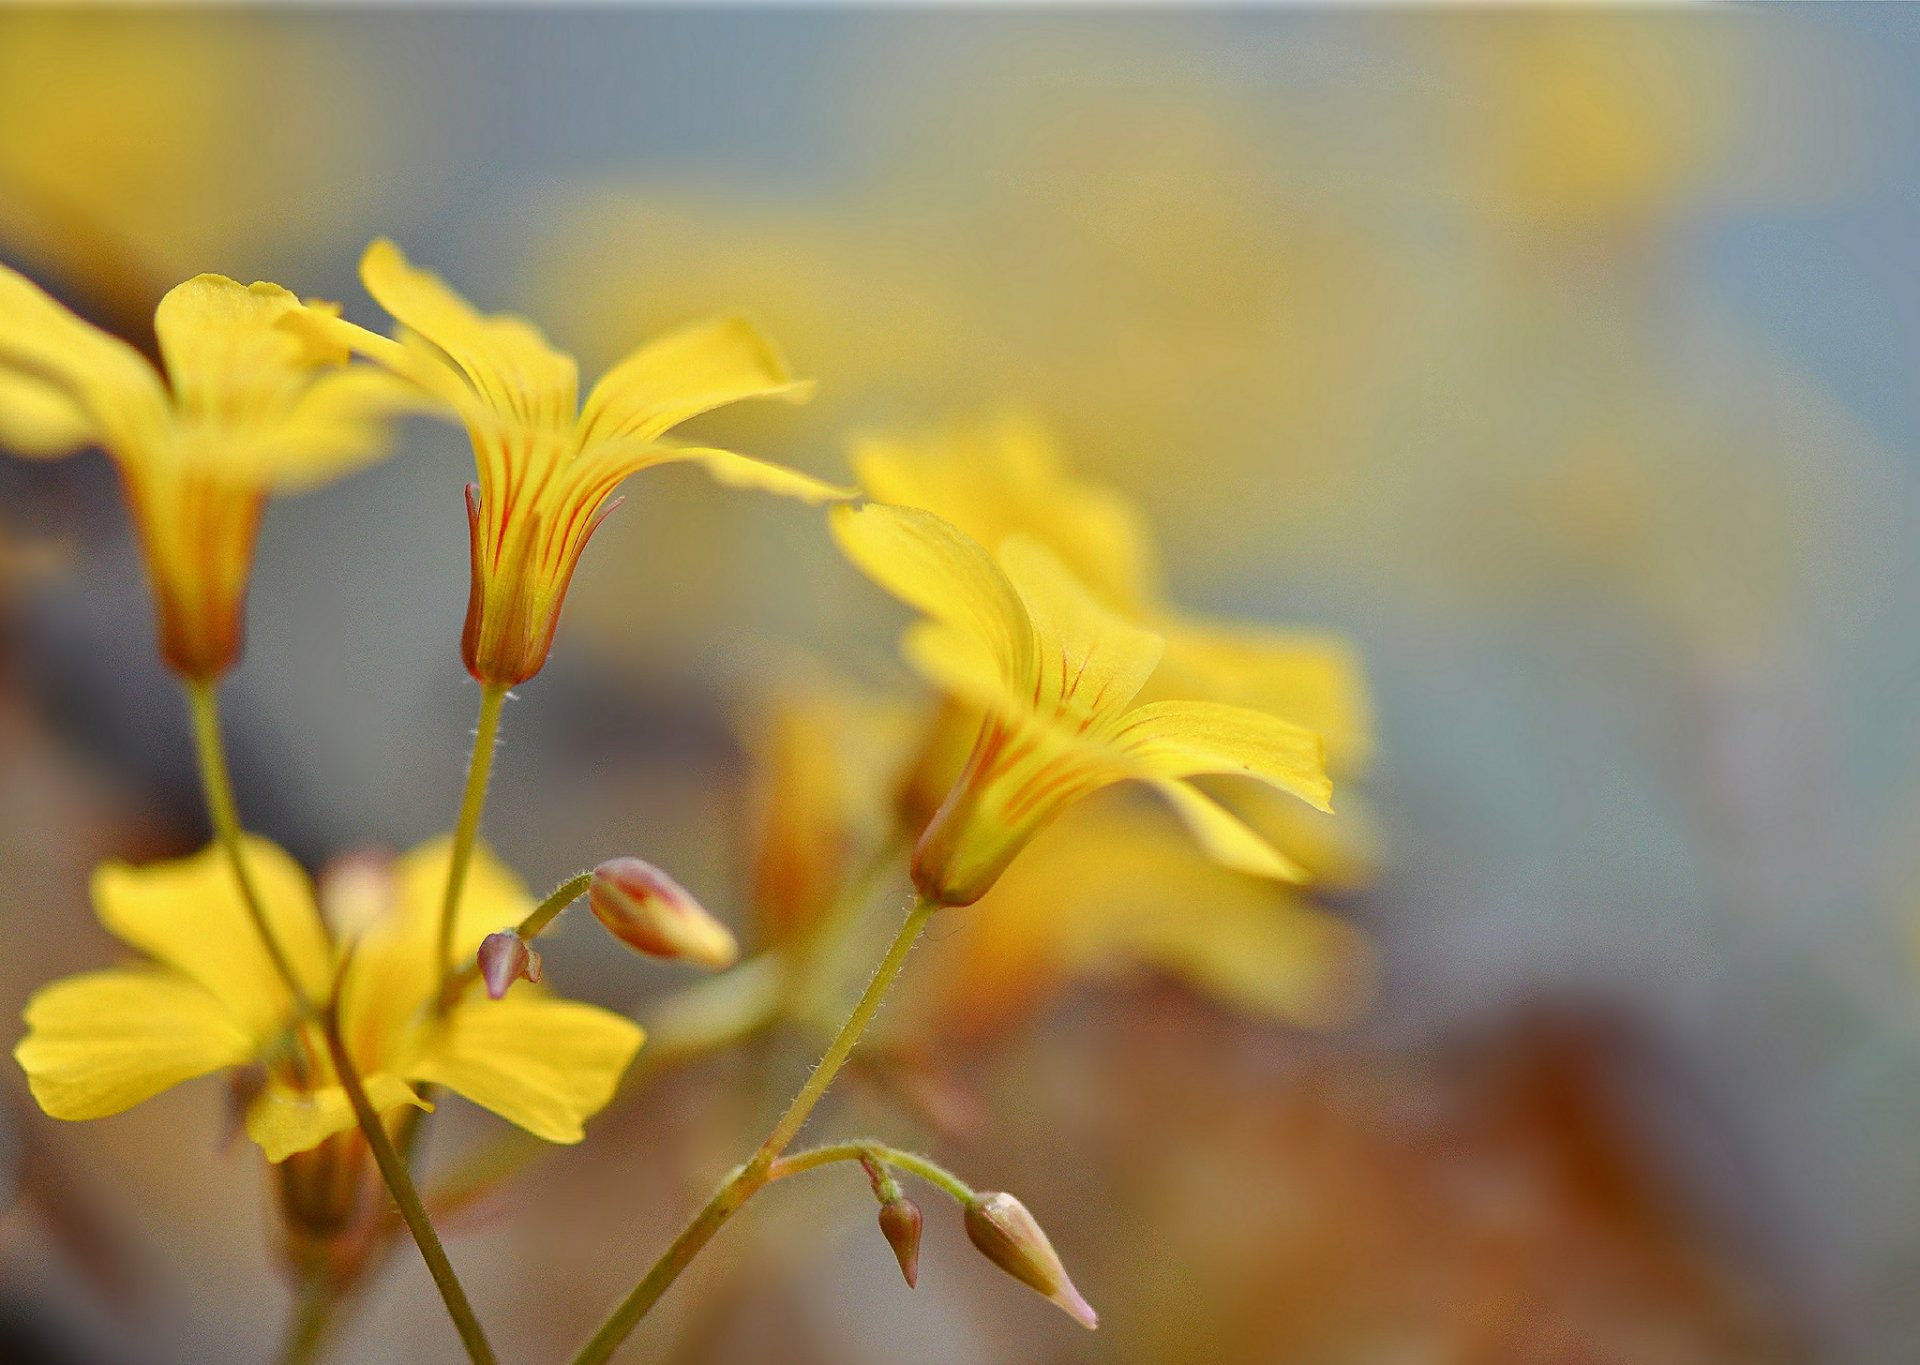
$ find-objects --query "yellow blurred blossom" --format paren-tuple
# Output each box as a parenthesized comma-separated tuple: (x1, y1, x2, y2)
(323, 238, 844, 687)
(904, 799, 1376, 1043)
(852, 413, 1374, 769)
(831, 502, 1332, 907)
(15, 837, 642, 1162)
(0, 262, 413, 679)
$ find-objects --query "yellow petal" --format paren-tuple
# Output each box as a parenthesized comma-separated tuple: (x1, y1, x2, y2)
(1112, 699, 1333, 812)
(91, 838, 332, 1042)
(636, 442, 852, 503)
(0, 259, 167, 456)
(851, 413, 1159, 613)
(340, 836, 533, 1064)
(1145, 777, 1309, 882)
(408, 995, 642, 1144)
(253, 364, 426, 491)
(359, 238, 577, 432)
(14, 968, 254, 1120)
(0, 367, 93, 456)
(831, 503, 1032, 689)
(577, 313, 813, 447)
(1156, 624, 1373, 771)
(154, 275, 316, 412)
(999, 535, 1163, 729)
(246, 1072, 429, 1164)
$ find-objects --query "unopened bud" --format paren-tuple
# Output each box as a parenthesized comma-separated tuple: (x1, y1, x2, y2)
(477, 931, 541, 999)
(589, 858, 738, 970)
(877, 1196, 923, 1288)
(963, 1192, 1097, 1329)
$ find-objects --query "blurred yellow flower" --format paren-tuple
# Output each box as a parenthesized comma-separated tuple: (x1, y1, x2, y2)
(0, 262, 412, 678)
(743, 675, 919, 951)
(325, 238, 843, 687)
(905, 799, 1377, 1043)
(15, 837, 642, 1162)
(853, 414, 1373, 769)
(832, 502, 1332, 907)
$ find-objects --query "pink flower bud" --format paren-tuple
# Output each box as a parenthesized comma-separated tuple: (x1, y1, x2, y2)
(877, 1196, 923, 1288)
(588, 858, 738, 970)
(477, 931, 541, 999)
(964, 1192, 1097, 1329)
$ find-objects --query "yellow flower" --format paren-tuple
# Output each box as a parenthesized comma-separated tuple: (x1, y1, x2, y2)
(325, 238, 844, 688)
(831, 502, 1332, 907)
(852, 413, 1372, 768)
(0, 262, 412, 678)
(14, 836, 642, 1163)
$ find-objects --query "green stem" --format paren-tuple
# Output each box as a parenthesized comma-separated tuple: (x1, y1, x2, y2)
(438, 683, 508, 1004)
(568, 895, 939, 1365)
(765, 1141, 975, 1204)
(320, 1006, 497, 1365)
(185, 680, 310, 1009)
(275, 1274, 337, 1365)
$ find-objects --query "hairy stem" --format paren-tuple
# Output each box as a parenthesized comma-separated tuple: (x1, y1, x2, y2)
(437, 683, 508, 1004)
(765, 1140, 975, 1204)
(568, 895, 938, 1365)
(185, 680, 309, 1008)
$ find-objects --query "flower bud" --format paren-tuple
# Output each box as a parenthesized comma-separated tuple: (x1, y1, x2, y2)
(477, 931, 541, 999)
(589, 858, 738, 970)
(963, 1192, 1097, 1329)
(877, 1196, 923, 1288)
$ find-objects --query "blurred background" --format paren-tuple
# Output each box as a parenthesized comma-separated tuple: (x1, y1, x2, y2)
(2, 6, 1918, 1364)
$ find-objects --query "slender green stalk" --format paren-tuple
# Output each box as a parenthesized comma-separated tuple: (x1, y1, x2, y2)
(765, 1140, 975, 1204)
(320, 1006, 497, 1365)
(185, 680, 490, 1363)
(275, 1274, 336, 1365)
(568, 895, 938, 1365)
(437, 683, 508, 1002)
(185, 680, 310, 1008)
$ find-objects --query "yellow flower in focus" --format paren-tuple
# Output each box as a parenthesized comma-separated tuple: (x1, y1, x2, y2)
(905, 800, 1377, 1042)
(14, 836, 642, 1162)
(832, 502, 1332, 907)
(326, 238, 843, 688)
(852, 413, 1373, 768)
(0, 262, 412, 679)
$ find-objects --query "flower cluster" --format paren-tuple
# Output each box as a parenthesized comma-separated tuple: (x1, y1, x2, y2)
(0, 245, 1370, 1361)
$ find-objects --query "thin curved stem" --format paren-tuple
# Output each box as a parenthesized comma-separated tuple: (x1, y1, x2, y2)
(321, 1006, 497, 1365)
(765, 1140, 975, 1205)
(568, 894, 939, 1365)
(185, 680, 309, 1009)
(437, 683, 508, 1005)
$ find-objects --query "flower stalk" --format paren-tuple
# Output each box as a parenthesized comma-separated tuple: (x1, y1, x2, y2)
(438, 682, 508, 1004)
(568, 894, 938, 1365)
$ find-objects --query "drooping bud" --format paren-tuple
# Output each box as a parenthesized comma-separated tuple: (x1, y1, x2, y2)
(877, 1196, 923, 1288)
(477, 931, 542, 999)
(589, 858, 738, 970)
(963, 1192, 1097, 1329)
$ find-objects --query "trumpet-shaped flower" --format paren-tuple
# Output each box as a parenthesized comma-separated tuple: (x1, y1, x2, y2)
(831, 502, 1332, 907)
(0, 262, 413, 679)
(14, 836, 642, 1162)
(323, 238, 844, 687)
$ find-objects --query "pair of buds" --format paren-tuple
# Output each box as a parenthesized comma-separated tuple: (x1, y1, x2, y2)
(477, 857, 738, 999)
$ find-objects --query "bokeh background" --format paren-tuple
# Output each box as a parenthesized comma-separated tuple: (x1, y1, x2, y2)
(3, 6, 1919, 1363)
